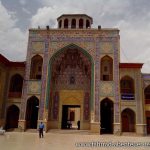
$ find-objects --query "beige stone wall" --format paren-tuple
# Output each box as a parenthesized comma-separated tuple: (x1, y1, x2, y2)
(0, 62, 25, 127)
(6, 67, 24, 111)
(0, 63, 8, 126)
(120, 68, 146, 135)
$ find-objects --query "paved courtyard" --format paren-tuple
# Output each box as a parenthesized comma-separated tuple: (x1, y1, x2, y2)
(0, 130, 150, 150)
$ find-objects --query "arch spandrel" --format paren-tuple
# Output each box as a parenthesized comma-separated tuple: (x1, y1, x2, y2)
(49, 42, 96, 60)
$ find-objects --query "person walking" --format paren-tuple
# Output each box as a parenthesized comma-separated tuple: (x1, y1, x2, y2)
(38, 122, 44, 138)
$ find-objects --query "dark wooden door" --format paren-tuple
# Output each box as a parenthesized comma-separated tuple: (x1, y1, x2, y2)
(122, 115, 129, 132)
(147, 117, 150, 134)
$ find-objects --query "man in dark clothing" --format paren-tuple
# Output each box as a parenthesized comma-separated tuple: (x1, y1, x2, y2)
(77, 120, 80, 130)
(39, 122, 44, 138)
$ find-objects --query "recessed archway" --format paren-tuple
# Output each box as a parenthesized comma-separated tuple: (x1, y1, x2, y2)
(9, 74, 23, 98)
(30, 55, 43, 80)
(5, 105, 20, 130)
(100, 98, 114, 134)
(46, 44, 94, 130)
(121, 108, 135, 132)
(25, 96, 39, 129)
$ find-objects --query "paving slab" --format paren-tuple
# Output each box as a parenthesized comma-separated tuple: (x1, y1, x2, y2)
(0, 131, 150, 150)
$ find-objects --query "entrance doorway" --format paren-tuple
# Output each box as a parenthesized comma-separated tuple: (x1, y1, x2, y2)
(61, 105, 80, 129)
(100, 98, 113, 134)
(121, 108, 135, 132)
(25, 96, 39, 129)
(5, 105, 19, 130)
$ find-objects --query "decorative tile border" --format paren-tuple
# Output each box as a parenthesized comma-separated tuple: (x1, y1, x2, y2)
(39, 37, 49, 120)
(94, 37, 100, 122)
(84, 92, 90, 121)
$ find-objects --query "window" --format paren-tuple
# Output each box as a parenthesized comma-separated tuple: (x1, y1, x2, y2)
(30, 55, 43, 79)
(70, 76, 75, 84)
(120, 76, 134, 100)
(86, 20, 90, 28)
(101, 56, 113, 81)
(144, 85, 150, 104)
(64, 19, 68, 28)
(79, 19, 83, 28)
(71, 19, 76, 28)
(59, 20, 62, 28)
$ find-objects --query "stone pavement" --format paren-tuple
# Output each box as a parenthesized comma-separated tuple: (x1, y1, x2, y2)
(0, 130, 150, 150)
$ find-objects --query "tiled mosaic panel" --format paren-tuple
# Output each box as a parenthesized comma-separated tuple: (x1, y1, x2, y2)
(50, 47, 91, 91)
(52, 92, 59, 120)
(54, 67, 90, 91)
(49, 41, 96, 59)
(100, 81, 114, 96)
(94, 38, 100, 122)
(48, 30, 118, 38)
(39, 38, 49, 120)
(100, 42, 114, 54)
(84, 92, 90, 121)
(31, 41, 45, 52)
(113, 40, 120, 123)
(22, 30, 119, 122)
(135, 72, 142, 124)
(27, 81, 41, 94)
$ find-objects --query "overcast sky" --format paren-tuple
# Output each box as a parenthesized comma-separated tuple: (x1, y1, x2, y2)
(0, 0, 150, 73)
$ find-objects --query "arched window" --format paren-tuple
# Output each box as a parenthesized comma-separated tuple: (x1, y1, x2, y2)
(71, 19, 76, 28)
(86, 20, 90, 28)
(79, 19, 83, 28)
(9, 74, 23, 97)
(101, 56, 113, 81)
(59, 20, 62, 28)
(64, 19, 68, 28)
(120, 76, 134, 100)
(144, 85, 150, 104)
(30, 55, 43, 79)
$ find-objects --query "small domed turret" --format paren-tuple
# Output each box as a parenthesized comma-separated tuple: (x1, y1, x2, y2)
(57, 14, 93, 29)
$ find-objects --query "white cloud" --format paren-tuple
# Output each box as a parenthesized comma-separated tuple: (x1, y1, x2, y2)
(30, 5, 82, 28)
(1, 0, 150, 73)
(30, 0, 150, 73)
(22, 7, 31, 14)
(20, 0, 26, 6)
(0, 1, 27, 61)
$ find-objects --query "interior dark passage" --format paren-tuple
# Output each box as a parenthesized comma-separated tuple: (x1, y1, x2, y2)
(61, 105, 80, 129)
(26, 96, 39, 129)
(5, 105, 19, 130)
(100, 98, 113, 134)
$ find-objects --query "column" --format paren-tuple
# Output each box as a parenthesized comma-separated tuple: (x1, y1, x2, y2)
(19, 37, 32, 131)
(38, 35, 49, 131)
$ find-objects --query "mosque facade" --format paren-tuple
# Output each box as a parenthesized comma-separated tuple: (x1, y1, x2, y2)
(0, 14, 150, 135)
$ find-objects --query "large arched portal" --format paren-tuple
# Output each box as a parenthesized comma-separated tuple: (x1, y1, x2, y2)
(121, 108, 135, 132)
(47, 45, 93, 130)
(100, 98, 114, 134)
(25, 96, 39, 129)
(5, 105, 20, 130)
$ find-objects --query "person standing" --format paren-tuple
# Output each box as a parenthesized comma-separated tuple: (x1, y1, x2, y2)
(39, 122, 44, 138)
(77, 120, 80, 130)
